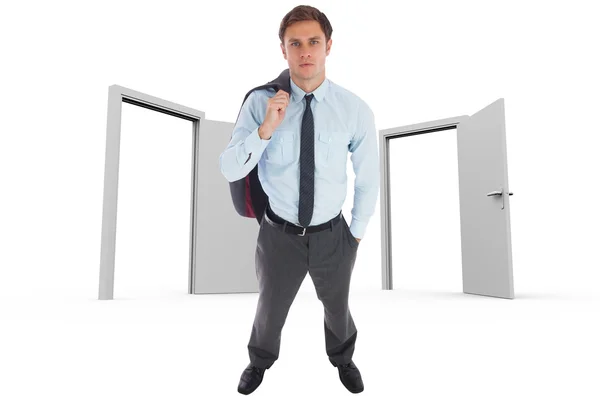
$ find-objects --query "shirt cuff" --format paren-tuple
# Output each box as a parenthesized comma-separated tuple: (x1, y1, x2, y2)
(349, 218, 368, 240)
(241, 127, 269, 164)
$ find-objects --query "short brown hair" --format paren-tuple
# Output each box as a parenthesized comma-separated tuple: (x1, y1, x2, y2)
(279, 5, 333, 44)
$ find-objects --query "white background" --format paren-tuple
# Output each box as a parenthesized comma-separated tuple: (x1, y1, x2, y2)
(1, 0, 599, 399)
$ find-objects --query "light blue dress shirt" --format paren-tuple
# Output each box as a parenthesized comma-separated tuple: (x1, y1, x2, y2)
(219, 76, 379, 239)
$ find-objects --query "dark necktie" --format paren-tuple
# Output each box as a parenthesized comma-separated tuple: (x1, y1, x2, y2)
(298, 93, 315, 227)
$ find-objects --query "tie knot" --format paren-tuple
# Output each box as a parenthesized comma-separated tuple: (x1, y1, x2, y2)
(304, 94, 314, 105)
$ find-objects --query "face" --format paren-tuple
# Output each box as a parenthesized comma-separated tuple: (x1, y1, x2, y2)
(281, 20, 332, 87)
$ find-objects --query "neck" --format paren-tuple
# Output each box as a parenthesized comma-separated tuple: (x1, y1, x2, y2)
(291, 71, 325, 94)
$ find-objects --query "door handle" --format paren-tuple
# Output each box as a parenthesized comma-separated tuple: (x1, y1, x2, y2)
(486, 188, 513, 209)
(487, 191, 513, 196)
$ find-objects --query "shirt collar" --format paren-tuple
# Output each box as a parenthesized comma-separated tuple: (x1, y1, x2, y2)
(289, 75, 330, 104)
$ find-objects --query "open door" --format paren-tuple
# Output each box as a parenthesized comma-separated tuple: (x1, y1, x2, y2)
(457, 98, 514, 299)
(99, 85, 259, 300)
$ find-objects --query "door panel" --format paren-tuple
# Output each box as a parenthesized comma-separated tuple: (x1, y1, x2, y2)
(457, 98, 514, 298)
(194, 119, 259, 294)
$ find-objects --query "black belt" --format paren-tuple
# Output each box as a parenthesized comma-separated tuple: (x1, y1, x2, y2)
(264, 204, 342, 236)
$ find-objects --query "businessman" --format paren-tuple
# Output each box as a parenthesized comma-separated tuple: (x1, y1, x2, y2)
(218, 5, 379, 395)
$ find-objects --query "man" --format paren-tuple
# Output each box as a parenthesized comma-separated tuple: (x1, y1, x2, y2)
(219, 5, 379, 395)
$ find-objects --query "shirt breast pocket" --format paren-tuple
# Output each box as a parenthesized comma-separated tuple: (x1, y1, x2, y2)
(265, 130, 297, 165)
(316, 131, 351, 167)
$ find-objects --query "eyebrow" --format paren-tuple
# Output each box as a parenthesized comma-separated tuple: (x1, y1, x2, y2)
(288, 36, 322, 42)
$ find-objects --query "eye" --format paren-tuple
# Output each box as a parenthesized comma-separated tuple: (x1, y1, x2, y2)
(291, 41, 319, 46)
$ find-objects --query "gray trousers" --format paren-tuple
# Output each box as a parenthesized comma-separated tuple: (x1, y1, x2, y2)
(247, 205, 360, 369)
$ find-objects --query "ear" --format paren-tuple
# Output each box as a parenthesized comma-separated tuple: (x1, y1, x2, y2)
(281, 43, 287, 60)
(326, 39, 332, 56)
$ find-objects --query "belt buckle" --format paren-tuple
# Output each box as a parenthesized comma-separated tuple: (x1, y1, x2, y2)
(298, 227, 307, 236)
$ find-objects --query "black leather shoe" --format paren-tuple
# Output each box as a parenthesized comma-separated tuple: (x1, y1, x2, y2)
(330, 360, 364, 393)
(237, 363, 267, 395)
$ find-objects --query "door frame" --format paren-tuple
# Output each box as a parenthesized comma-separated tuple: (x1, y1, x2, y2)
(98, 84, 205, 300)
(379, 114, 469, 291)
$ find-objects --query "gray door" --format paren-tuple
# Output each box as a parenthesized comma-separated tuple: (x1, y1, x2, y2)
(193, 119, 259, 294)
(457, 98, 514, 299)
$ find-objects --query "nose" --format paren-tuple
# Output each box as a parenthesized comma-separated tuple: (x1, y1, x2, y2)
(301, 52, 311, 61)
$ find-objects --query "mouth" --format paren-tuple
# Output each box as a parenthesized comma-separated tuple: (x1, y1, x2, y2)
(300, 63, 313, 67)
